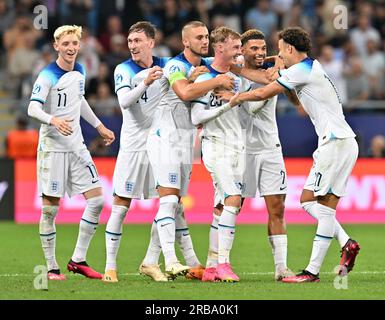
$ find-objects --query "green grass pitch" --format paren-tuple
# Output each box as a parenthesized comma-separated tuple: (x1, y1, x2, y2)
(0, 222, 384, 300)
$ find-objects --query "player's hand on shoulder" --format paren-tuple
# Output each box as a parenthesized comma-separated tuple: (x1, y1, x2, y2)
(96, 124, 115, 146)
(188, 66, 209, 83)
(144, 66, 163, 86)
(51, 117, 73, 136)
(215, 74, 234, 90)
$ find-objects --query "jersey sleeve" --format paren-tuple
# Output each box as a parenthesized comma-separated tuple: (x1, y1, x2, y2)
(276, 62, 312, 90)
(191, 73, 213, 104)
(163, 59, 188, 86)
(30, 72, 52, 104)
(114, 63, 132, 93)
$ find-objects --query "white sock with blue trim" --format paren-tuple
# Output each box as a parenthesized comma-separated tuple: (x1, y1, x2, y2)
(306, 203, 335, 275)
(206, 213, 220, 268)
(72, 195, 104, 263)
(156, 195, 179, 266)
(40, 205, 59, 271)
(105, 205, 128, 271)
(175, 203, 200, 267)
(142, 220, 162, 265)
(218, 206, 239, 264)
(302, 201, 350, 247)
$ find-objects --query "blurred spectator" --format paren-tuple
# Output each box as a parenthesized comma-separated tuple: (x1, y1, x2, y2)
(318, 44, 347, 105)
(64, 0, 93, 27)
(350, 14, 381, 58)
(77, 27, 103, 82)
(152, 30, 172, 57)
(98, 15, 125, 53)
(105, 34, 129, 73)
(208, 0, 241, 32)
(32, 44, 54, 79)
(5, 115, 38, 159)
(282, 1, 311, 31)
(343, 56, 370, 112)
(0, 0, 15, 50)
(87, 61, 114, 99)
(245, 0, 277, 40)
(272, 0, 294, 28)
(89, 82, 119, 117)
(364, 39, 385, 100)
(367, 135, 385, 158)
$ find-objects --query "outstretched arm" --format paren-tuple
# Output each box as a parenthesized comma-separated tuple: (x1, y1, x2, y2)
(229, 82, 285, 106)
(191, 101, 234, 126)
(172, 74, 234, 101)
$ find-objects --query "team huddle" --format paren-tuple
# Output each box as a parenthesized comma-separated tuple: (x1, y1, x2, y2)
(28, 20, 360, 284)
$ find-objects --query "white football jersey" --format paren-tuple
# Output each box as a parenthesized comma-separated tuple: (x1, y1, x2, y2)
(30, 61, 87, 152)
(192, 65, 249, 151)
(277, 58, 355, 146)
(239, 78, 281, 154)
(153, 53, 211, 130)
(114, 56, 169, 151)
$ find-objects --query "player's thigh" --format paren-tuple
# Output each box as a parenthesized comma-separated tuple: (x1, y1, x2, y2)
(242, 153, 259, 199)
(37, 151, 67, 198)
(113, 151, 156, 199)
(259, 152, 287, 197)
(67, 149, 101, 197)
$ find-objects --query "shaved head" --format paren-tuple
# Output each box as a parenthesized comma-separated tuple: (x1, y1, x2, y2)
(182, 21, 206, 40)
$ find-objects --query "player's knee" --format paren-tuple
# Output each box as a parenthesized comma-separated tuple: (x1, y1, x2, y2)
(268, 200, 285, 218)
(224, 195, 241, 208)
(86, 195, 104, 215)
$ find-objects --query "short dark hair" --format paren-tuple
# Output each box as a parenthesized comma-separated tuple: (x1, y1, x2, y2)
(128, 21, 156, 39)
(278, 27, 311, 53)
(241, 29, 265, 46)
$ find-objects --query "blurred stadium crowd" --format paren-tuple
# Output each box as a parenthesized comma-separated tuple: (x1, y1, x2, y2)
(0, 0, 384, 158)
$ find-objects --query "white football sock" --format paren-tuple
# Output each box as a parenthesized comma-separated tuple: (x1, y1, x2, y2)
(206, 213, 220, 268)
(302, 201, 350, 247)
(105, 205, 128, 271)
(306, 203, 335, 275)
(72, 195, 103, 263)
(175, 203, 200, 267)
(268, 234, 288, 272)
(39, 205, 59, 271)
(218, 206, 239, 264)
(156, 195, 179, 266)
(142, 220, 162, 265)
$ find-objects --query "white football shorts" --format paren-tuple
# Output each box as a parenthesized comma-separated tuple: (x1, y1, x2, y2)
(242, 150, 287, 198)
(113, 150, 158, 199)
(146, 125, 194, 196)
(202, 138, 245, 205)
(37, 149, 101, 198)
(304, 137, 358, 197)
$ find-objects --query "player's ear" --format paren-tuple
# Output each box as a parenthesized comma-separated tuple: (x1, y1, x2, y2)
(149, 38, 155, 49)
(53, 41, 59, 52)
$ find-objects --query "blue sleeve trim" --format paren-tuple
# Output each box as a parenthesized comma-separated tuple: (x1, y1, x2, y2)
(30, 98, 45, 104)
(276, 79, 292, 90)
(191, 100, 206, 105)
(115, 85, 131, 93)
